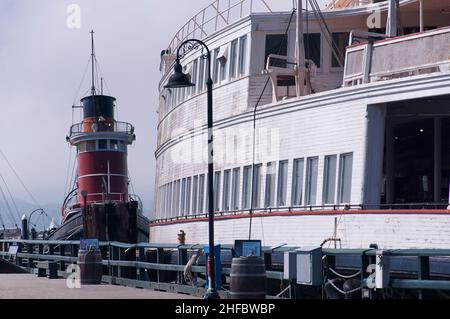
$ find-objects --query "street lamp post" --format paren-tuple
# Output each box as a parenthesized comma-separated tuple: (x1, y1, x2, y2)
(27, 208, 45, 236)
(164, 39, 219, 299)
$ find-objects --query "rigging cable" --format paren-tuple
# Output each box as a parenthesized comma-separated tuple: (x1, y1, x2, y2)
(308, 0, 343, 67)
(0, 182, 18, 228)
(72, 57, 93, 107)
(0, 211, 5, 230)
(0, 149, 41, 208)
(248, 7, 297, 240)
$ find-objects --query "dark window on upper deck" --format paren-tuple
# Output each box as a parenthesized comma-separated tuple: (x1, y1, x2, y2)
(265, 34, 288, 67)
(304, 33, 321, 68)
(332, 32, 350, 68)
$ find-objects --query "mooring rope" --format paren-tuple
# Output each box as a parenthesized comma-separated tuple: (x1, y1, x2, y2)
(328, 267, 361, 279)
(327, 279, 362, 296)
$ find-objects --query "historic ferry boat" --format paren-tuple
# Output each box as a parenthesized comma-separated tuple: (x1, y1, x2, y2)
(151, 0, 450, 249)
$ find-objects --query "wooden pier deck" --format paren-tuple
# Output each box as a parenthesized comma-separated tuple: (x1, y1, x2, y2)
(0, 274, 197, 299)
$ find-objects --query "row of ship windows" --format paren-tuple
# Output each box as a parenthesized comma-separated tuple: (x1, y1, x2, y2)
(264, 32, 349, 70)
(162, 35, 248, 114)
(77, 139, 127, 153)
(155, 153, 353, 220)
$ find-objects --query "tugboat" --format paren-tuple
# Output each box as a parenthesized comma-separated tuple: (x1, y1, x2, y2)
(48, 31, 149, 242)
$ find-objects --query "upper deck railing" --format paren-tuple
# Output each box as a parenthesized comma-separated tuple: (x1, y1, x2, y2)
(69, 121, 134, 138)
(343, 27, 450, 87)
(167, 0, 300, 54)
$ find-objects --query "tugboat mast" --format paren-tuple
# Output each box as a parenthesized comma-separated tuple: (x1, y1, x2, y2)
(90, 30, 96, 96)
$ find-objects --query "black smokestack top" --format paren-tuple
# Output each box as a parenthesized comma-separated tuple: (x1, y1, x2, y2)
(81, 95, 116, 119)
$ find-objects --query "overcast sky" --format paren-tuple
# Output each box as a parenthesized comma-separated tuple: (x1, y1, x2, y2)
(0, 0, 327, 216)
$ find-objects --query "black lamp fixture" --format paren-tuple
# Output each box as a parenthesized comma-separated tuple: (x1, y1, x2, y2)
(165, 61, 195, 89)
(164, 39, 219, 300)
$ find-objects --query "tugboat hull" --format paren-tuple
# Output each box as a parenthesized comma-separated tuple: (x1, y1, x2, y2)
(48, 202, 149, 242)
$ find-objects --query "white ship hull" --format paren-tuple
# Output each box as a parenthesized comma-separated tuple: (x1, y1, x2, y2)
(153, 1, 450, 248)
(150, 211, 450, 249)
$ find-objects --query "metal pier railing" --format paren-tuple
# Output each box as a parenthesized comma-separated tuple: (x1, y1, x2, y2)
(1, 239, 450, 299)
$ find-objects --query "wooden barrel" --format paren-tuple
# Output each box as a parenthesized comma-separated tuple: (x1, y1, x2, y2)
(77, 248, 103, 285)
(230, 256, 266, 299)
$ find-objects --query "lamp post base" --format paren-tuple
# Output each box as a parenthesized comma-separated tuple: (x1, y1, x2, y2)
(204, 288, 220, 299)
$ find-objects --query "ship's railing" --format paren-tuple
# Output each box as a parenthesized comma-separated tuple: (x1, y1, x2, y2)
(69, 121, 134, 137)
(326, 0, 372, 9)
(2, 239, 450, 299)
(167, 0, 296, 54)
(151, 202, 450, 224)
(343, 27, 450, 87)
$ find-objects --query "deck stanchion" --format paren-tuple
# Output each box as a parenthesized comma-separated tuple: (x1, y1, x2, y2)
(60, 245, 66, 271)
(138, 246, 146, 281)
(157, 247, 165, 285)
(418, 256, 431, 299)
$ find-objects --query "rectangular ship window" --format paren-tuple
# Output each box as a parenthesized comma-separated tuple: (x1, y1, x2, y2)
(192, 59, 198, 95)
(338, 153, 353, 204)
(98, 140, 108, 150)
(231, 168, 240, 211)
(323, 155, 337, 204)
(242, 166, 252, 209)
(167, 184, 171, 218)
(166, 183, 171, 218)
(230, 39, 238, 79)
(222, 170, 231, 211)
(198, 57, 205, 92)
(277, 160, 288, 207)
(192, 176, 198, 215)
(162, 185, 167, 219)
(239, 35, 247, 75)
(304, 33, 321, 68)
(110, 139, 119, 151)
(291, 158, 304, 206)
(213, 49, 219, 84)
(264, 162, 276, 208)
(265, 34, 288, 68)
(185, 177, 191, 215)
(214, 171, 221, 211)
(305, 157, 319, 205)
(77, 141, 87, 153)
(218, 44, 229, 82)
(198, 174, 205, 213)
(86, 140, 96, 152)
(252, 164, 262, 209)
(180, 178, 187, 216)
(175, 180, 181, 217)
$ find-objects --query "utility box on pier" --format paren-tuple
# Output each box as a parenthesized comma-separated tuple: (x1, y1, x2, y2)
(296, 247, 323, 286)
(283, 251, 297, 280)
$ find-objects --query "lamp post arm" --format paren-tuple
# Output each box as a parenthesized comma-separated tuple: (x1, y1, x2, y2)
(175, 39, 211, 64)
(28, 208, 44, 234)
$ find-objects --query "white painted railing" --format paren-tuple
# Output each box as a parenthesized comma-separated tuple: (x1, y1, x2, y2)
(343, 27, 450, 87)
(167, 0, 296, 54)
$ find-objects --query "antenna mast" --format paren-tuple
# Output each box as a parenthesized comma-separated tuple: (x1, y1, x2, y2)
(90, 30, 96, 96)
(296, 0, 306, 96)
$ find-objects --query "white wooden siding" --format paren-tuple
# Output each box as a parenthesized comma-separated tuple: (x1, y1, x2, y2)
(150, 213, 450, 249)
